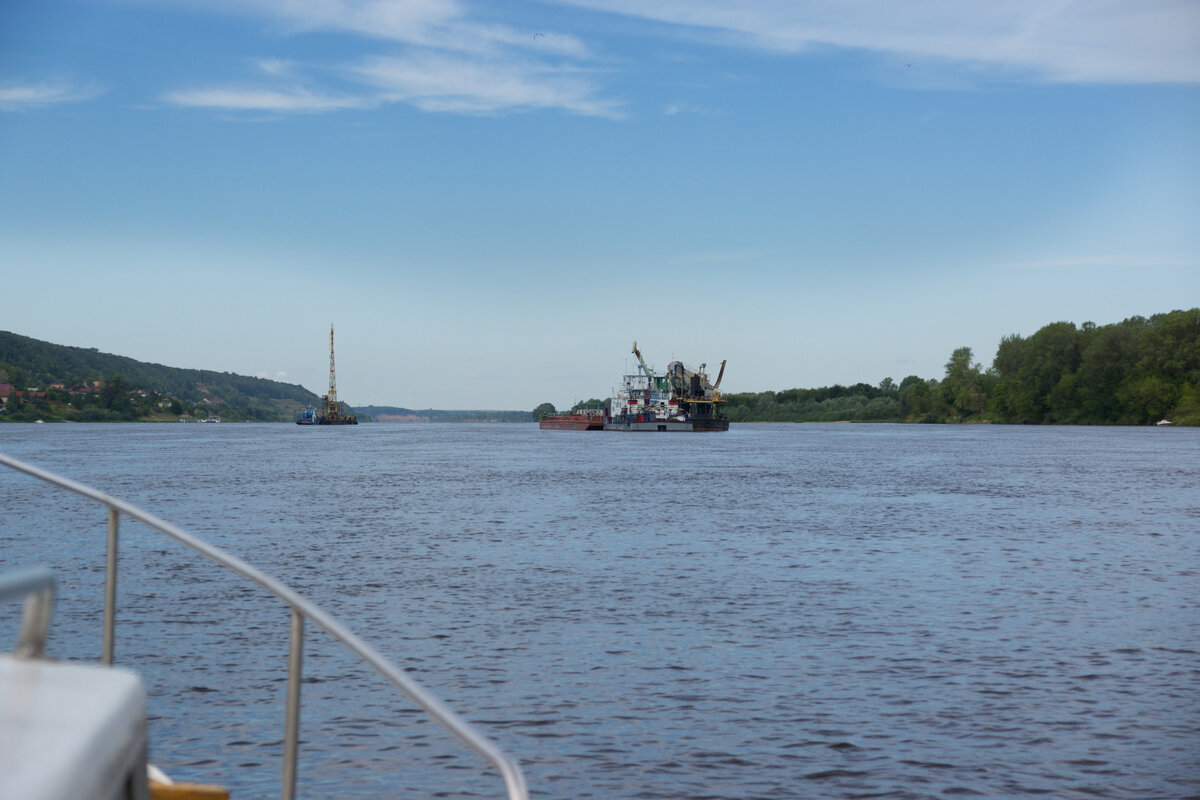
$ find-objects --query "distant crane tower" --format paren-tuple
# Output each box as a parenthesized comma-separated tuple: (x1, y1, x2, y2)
(327, 323, 338, 412)
(296, 323, 356, 425)
(317, 323, 357, 424)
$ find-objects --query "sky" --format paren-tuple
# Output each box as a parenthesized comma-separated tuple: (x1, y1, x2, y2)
(2, 0, 1198, 410)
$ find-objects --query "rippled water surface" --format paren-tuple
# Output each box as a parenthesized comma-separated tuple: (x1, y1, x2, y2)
(2, 423, 1198, 799)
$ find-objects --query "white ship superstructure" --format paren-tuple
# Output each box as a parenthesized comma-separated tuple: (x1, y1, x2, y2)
(605, 342, 729, 432)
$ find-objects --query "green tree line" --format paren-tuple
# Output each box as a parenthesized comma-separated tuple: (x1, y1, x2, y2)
(725, 309, 1200, 425)
(531, 399, 608, 420)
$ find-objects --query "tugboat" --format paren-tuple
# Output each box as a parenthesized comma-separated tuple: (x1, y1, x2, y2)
(604, 342, 729, 432)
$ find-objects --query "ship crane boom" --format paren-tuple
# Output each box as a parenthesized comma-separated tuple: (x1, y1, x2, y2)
(631, 340, 653, 378)
(713, 359, 727, 391)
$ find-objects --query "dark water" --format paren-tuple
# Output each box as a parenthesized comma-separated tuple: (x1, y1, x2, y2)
(2, 423, 1198, 799)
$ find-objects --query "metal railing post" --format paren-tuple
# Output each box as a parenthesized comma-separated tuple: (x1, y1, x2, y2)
(282, 607, 304, 800)
(0, 453, 529, 800)
(103, 506, 119, 666)
(1, 567, 57, 659)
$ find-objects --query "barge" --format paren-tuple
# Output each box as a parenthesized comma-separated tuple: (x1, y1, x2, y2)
(539, 409, 605, 430)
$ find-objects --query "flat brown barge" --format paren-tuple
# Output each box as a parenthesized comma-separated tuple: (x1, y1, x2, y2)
(539, 411, 605, 430)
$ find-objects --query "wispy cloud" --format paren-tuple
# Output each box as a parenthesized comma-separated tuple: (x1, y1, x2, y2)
(556, 0, 1200, 84)
(163, 53, 620, 117)
(0, 81, 103, 111)
(257, 59, 296, 77)
(664, 101, 723, 116)
(163, 58, 369, 113)
(158, 0, 613, 116)
(149, 0, 1200, 120)
(163, 86, 371, 113)
(232, 0, 591, 57)
(349, 53, 622, 117)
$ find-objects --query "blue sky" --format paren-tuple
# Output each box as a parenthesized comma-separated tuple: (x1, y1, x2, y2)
(2, 1, 1198, 410)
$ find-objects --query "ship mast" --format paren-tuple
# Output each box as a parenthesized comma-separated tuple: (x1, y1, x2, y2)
(327, 323, 338, 411)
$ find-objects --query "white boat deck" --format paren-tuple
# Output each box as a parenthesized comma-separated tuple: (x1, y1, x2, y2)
(0, 655, 148, 800)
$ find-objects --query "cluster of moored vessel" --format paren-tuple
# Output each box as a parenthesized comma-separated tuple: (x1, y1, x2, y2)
(295, 329, 721, 431)
(297, 324, 357, 425)
(540, 341, 729, 432)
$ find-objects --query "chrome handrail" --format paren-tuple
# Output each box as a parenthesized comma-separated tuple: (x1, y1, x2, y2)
(0, 452, 528, 800)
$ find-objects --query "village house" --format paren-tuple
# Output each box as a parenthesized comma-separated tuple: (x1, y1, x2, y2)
(0, 385, 45, 407)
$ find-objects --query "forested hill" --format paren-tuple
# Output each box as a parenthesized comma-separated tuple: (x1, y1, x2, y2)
(0, 330, 321, 421)
(724, 308, 1200, 426)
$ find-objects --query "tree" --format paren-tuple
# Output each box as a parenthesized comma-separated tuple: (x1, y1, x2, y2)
(900, 376, 938, 420)
(532, 402, 556, 421)
(1118, 375, 1177, 424)
(1017, 321, 1082, 419)
(1046, 373, 1079, 423)
(99, 374, 134, 416)
(4, 365, 30, 390)
(942, 347, 987, 417)
(1170, 382, 1200, 425)
(1075, 323, 1139, 423)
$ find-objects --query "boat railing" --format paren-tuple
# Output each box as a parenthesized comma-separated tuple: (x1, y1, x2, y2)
(0, 565, 56, 659)
(0, 452, 529, 800)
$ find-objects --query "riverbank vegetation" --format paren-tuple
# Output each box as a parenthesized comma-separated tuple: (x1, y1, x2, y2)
(0, 331, 321, 422)
(725, 308, 1200, 425)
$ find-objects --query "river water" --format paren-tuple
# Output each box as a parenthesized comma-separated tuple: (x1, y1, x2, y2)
(1, 422, 1197, 799)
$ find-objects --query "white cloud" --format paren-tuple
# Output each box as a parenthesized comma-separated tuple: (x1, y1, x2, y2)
(155, 0, 611, 116)
(0, 81, 103, 111)
(349, 53, 622, 117)
(157, 0, 1199, 121)
(664, 101, 722, 116)
(257, 59, 296, 77)
(555, 0, 1200, 84)
(162, 53, 620, 117)
(163, 86, 371, 112)
(193, 0, 590, 58)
